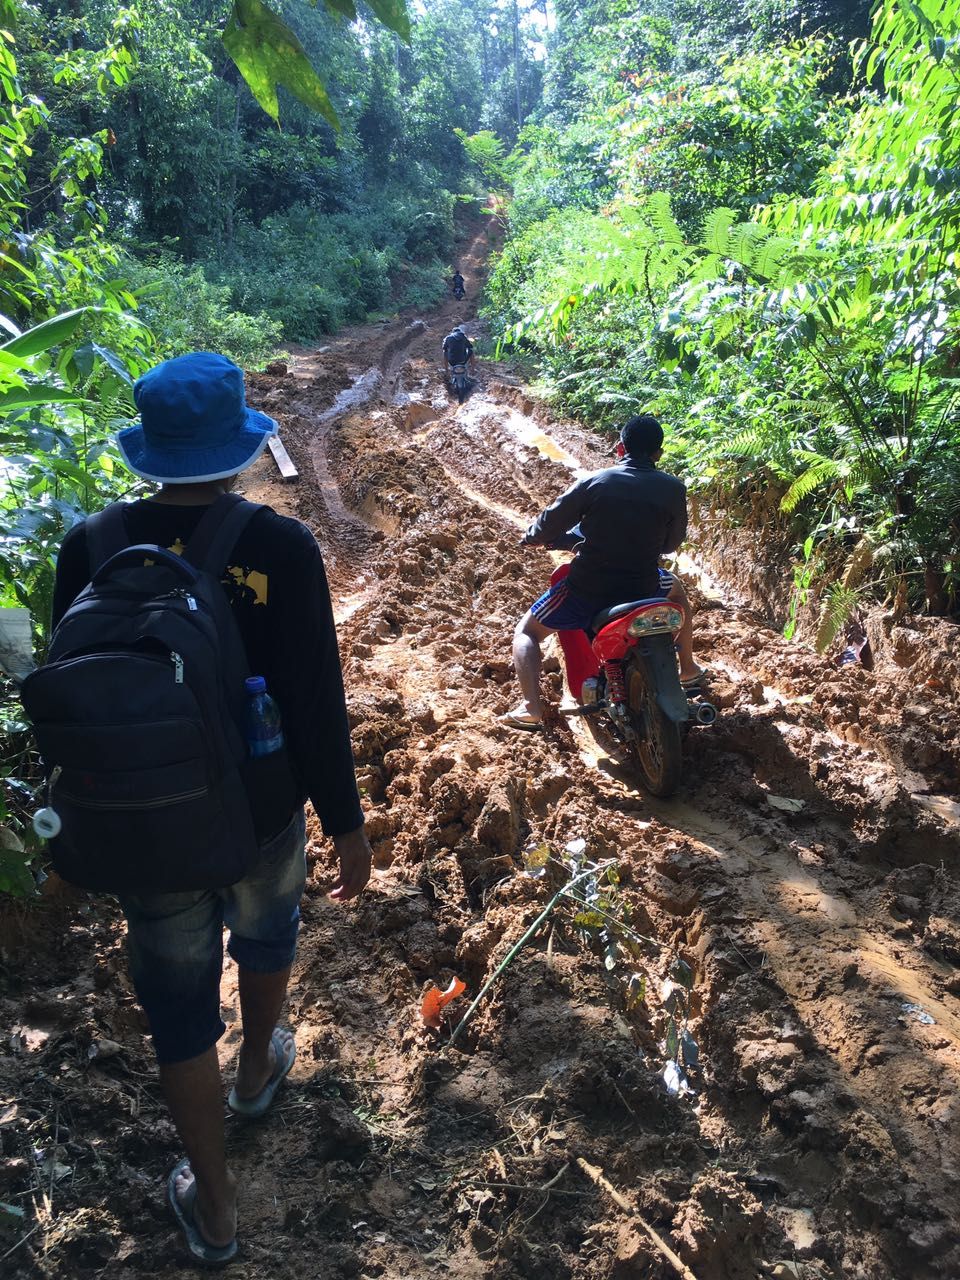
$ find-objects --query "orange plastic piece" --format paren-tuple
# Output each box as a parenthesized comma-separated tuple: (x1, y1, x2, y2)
(420, 977, 467, 1028)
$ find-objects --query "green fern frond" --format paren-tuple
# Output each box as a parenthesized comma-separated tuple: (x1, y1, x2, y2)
(815, 582, 862, 654)
(724, 426, 776, 457)
(780, 458, 842, 511)
(701, 208, 737, 255)
(646, 192, 684, 245)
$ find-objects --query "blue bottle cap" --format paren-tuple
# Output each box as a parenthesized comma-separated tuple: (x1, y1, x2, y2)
(245, 675, 267, 694)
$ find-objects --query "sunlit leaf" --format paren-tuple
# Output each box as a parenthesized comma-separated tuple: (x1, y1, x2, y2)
(664, 1016, 679, 1061)
(224, 0, 340, 128)
(522, 840, 550, 877)
(363, 0, 410, 40)
(626, 972, 646, 1008)
(320, 0, 357, 18)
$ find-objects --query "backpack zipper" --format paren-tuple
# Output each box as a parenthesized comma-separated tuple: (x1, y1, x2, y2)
(171, 651, 184, 683)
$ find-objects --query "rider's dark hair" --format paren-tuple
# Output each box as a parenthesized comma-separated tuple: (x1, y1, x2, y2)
(620, 415, 664, 458)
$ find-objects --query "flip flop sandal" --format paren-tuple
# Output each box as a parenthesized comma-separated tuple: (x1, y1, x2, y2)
(167, 1159, 238, 1267)
(227, 1027, 296, 1119)
(680, 668, 710, 687)
(499, 708, 543, 730)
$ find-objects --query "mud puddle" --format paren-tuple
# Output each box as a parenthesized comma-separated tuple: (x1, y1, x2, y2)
(2, 219, 959, 1280)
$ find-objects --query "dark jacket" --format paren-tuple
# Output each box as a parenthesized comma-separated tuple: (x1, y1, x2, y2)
(443, 330, 472, 363)
(524, 456, 687, 603)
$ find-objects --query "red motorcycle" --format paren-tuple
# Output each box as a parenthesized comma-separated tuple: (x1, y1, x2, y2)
(551, 564, 716, 796)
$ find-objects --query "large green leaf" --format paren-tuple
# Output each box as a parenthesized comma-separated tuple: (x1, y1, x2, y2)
(223, 0, 340, 128)
(316, 0, 410, 39)
(0, 307, 108, 360)
(320, 0, 357, 19)
(0, 386, 86, 413)
(361, 0, 410, 40)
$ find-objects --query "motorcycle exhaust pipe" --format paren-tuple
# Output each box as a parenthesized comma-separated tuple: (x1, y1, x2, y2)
(694, 701, 717, 726)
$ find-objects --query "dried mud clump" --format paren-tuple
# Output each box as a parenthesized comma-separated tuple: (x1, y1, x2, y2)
(673, 1169, 766, 1279)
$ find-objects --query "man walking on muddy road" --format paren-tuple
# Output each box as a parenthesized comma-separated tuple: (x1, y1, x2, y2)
(502, 414, 705, 729)
(46, 352, 372, 1264)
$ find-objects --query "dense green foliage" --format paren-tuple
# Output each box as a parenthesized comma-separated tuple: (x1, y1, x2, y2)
(485, 0, 960, 634)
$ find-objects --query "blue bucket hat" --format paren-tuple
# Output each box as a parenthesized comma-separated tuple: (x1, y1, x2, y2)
(117, 352, 278, 484)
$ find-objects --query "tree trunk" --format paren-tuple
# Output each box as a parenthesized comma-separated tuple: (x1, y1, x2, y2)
(512, 0, 521, 133)
(224, 89, 240, 251)
(924, 562, 948, 616)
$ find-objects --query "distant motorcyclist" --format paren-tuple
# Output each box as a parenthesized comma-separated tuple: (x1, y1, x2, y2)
(442, 323, 473, 373)
(500, 415, 705, 730)
(451, 269, 465, 300)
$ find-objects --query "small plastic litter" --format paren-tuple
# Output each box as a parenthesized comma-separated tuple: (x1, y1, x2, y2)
(900, 1002, 935, 1026)
(662, 1060, 695, 1097)
(420, 977, 467, 1029)
(767, 794, 805, 814)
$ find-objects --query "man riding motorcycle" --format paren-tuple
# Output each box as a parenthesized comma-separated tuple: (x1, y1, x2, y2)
(442, 323, 474, 375)
(451, 269, 465, 299)
(501, 414, 706, 730)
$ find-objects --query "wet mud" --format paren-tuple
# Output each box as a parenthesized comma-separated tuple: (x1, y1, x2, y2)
(2, 219, 959, 1280)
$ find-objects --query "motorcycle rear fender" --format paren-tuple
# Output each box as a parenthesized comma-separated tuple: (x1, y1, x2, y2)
(636, 635, 690, 724)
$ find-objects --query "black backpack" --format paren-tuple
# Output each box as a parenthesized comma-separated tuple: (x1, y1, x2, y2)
(21, 493, 292, 894)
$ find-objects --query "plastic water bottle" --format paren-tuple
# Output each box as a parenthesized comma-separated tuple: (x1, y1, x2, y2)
(245, 676, 284, 757)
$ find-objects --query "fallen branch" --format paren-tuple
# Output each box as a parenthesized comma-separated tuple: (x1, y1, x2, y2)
(575, 1157, 699, 1280)
(446, 863, 613, 1049)
(467, 1161, 579, 1198)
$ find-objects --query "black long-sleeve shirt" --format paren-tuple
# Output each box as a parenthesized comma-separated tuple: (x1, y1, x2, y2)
(524, 457, 688, 603)
(52, 500, 364, 838)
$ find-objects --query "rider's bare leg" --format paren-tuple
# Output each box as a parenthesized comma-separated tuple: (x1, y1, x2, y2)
(666, 578, 702, 682)
(511, 610, 554, 722)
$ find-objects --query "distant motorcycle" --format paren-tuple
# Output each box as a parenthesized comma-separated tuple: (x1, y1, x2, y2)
(550, 563, 716, 796)
(453, 281, 465, 300)
(449, 361, 470, 404)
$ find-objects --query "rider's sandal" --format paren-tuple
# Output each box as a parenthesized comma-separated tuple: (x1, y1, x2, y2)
(680, 667, 710, 687)
(499, 707, 542, 731)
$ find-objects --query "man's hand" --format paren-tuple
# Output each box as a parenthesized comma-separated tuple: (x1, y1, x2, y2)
(329, 824, 372, 901)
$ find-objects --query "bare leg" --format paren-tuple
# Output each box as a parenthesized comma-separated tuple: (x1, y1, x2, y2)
(667, 578, 700, 681)
(511, 610, 555, 722)
(160, 1049, 236, 1247)
(234, 965, 293, 1100)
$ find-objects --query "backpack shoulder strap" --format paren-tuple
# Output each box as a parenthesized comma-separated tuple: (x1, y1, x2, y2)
(182, 492, 264, 575)
(84, 503, 130, 575)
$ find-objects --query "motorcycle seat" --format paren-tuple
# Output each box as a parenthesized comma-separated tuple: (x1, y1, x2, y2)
(591, 597, 668, 633)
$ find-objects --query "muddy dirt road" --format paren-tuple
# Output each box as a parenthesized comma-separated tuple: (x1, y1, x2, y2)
(2, 223, 960, 1279)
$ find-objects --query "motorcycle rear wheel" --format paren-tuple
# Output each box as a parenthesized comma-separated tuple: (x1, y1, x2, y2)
(626, 656, 683, 797)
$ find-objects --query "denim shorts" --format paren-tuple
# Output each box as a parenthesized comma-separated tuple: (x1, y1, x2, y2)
(530, 568, 675, 631)
(119, 809, 307, 1065)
